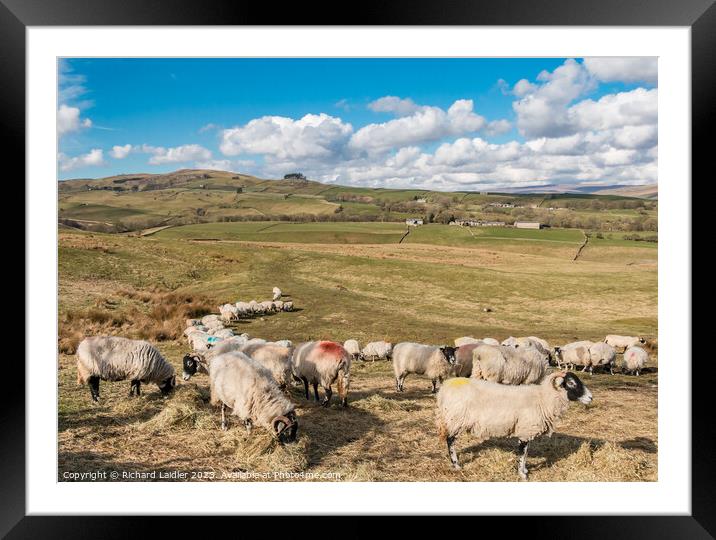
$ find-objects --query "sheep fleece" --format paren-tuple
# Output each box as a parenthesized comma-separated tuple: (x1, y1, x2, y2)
(77, 336, 174, 384)
(470, 344, 546, 385)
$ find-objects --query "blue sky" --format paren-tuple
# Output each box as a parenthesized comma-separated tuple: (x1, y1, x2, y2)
(58, 57, 658, 190)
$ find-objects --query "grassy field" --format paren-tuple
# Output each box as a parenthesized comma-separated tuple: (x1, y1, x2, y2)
(58, 221, 657, 482)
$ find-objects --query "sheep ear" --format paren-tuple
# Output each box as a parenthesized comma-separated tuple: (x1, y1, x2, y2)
(553, 375, 565, 388)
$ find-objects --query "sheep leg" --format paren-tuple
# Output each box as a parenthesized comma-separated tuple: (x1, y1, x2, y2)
(396, 374, 406, 392)
(312, 382, 320, 402)
(129, 379, 141, 397)
(322, 387, 333, 407)
(517, 441, 530, 480)
(88, 376, 100, 402)
(301, 377, 310, 400)
(220, 403, 228, 431)
(244, 419, 252, 434)
(447, 436, 460, 470)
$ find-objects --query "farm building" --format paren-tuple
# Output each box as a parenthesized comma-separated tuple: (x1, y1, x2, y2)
(514, 221, 542, 229)
(482, 221, 506, 227)
(406, 218, 424, 226)
(489, 202, 514, 208)
(452, 220, 506, 227)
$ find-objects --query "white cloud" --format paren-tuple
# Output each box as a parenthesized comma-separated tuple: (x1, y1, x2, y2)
(220, 113, 353, 160)
(568, 88, 658, 132)
(110, 144, 133, 159)
(349, 99, 488, 153)
(144, 144, 212, 165)
(368, 96, 420, 116)
(583, 57, 657, 84)
(57, 104, 92, 137)
(58, 149, 105, 172)
(198, 123, 219, 133)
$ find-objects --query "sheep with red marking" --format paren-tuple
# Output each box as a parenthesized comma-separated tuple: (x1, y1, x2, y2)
(292, 341, 351, 407)
(622, 346, 649, 376)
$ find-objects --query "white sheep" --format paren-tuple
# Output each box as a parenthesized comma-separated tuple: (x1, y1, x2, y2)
(604, 334, 646, 352)
(587, 342, 617, 374)
(436, 371, 592, 478)
(392, 342, 458, 394)
(360, 340, 393, 361)
(235, 302, 251, 317)
(282, 301, 294, 312)
(76, 336, 176, 402)
(272, 287, 282, 301)
(292, 341, 351, 407)
(481, 338, 501, 346)
(343, 339, 361, 360)
(259, 300, 275, 313)
(219, 303, 239, 322)
(201, 314, 221, 325)
(554, 340, 594, 370)
(209, 351, 297, 443)
(182, 335, 251, 380)
(622, 346, 649, 376)
(470, 344, 547, 385)
(188, 331, 222, 352)
(212, 328, 235, 340)
(272, 300, 284, 312)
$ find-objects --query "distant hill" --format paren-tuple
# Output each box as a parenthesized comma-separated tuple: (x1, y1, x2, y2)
(58, 168, 657, 233)
(486, 183, 657, 199)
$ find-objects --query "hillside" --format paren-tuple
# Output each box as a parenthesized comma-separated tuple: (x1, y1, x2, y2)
(58, 169, 658, 234)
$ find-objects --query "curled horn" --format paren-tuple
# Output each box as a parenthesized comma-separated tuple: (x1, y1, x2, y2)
(272, 415, 292, 435)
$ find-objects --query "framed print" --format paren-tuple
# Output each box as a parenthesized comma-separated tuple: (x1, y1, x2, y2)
(6, 0, 710, 535)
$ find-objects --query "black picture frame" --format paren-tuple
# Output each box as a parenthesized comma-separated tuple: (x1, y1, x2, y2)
(6, 0, 706, 535)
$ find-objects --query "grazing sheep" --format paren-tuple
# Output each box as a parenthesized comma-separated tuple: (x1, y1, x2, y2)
(184, 325, 207, 338)
(343, 339, 361, 360)
(454, 336, 482, 347)
(392, 342, 457, 394)
(248, 300, 262, 314)
(481, 337, 501, 346)
(453, 343, 481, 377)
(209, 351, 297, 443)
(235, 302, 251, 317)
(272, 287, 282, 301)
(272, 300, 284, 312)
(259, 300, 275, 313)
(188, 331, 223, 352)
(292, 341, 351, 407)
(604, 334, 646, 352)
(282, 301, 294, 312)
(587, 342, 617, 374)
(77, 336, 176, 402)
(622, 346, 649, 376)
(436, 371, 592, 478)
(272, 339, 293, 348)
(470, 344, 547, 385)
(182, 335, 251, 380)
(501, 336, 520, 347)
(240, 342, 293, 390)
(219, 303, 239, 323)
(554, 341, 594, 370)
(503, 337, 554, 364)
(360, 341, 393, 361)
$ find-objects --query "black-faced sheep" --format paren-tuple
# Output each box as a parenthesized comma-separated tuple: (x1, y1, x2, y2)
(77, 336, 176, 402)
(209, 351, 297, 443)
(292, 341, 351, 407)
(436, 371, 592, 479)
(392, 342, 457, 394)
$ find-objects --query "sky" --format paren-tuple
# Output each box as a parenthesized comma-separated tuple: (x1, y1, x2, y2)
(58, 57, 657, 190)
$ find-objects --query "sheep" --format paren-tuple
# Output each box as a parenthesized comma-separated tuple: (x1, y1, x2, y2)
(219, 303, 239, 323)
(470, 344, 547, 385)
(182, 335, 251, 380)
(235, 302, 251, 317)
(360, 341, 393, 361)
(454, 336, 482, 347)
(272, 287, 282, 301)
(272, 300, 284, 312)
(453, 343, 481, 377)
(77, 336, 176, 402)
(436, 371, 592, 478)
(212, 328, 235, 340)
(209, 351, 297, 443)
(184, 325, 206, 338)
(392, 342, 457, 394)
(205, 318, 225, 330)
(292, 341, 351, 407)
(343, 339, 361, 360)
(240, 342, 293, 390)
(259, 300, 275, 313)
(282, 301, 294, 312)
(248, 300, 262, 314)
(188, 331, 222, 352)
(185, 318, 201, 327)
(554, 340, 594, 370)
(482, 337, 500, 346)
(587, 342, 617, 374)
(605, 334, 647, 353)
(502, 336, 554, 364)
(622, 346, 649, 376)
(272, 339, 293, 348)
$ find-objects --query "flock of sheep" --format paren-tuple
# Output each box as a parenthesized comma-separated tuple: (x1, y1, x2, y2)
(73, 287, 653, 480)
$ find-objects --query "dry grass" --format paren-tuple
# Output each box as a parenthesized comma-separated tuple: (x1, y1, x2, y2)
(58, 227, 657, 482)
